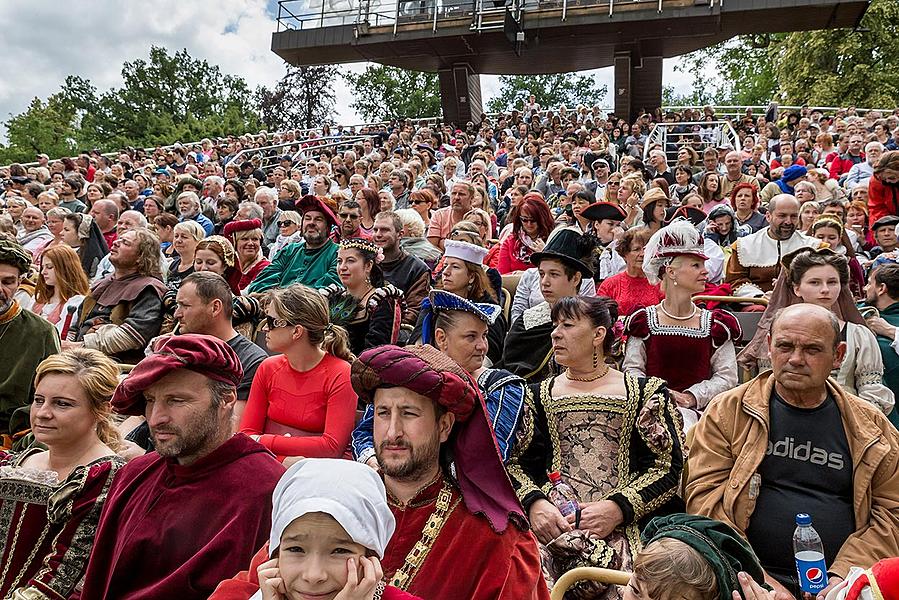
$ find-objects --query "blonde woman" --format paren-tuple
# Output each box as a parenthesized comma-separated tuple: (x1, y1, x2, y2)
(0, 349, 125, 599)
(618, 173, 646, 228)
(239, 284, 357, 463)
(167, 220, 205, 291)
(269, 210, 302, 260)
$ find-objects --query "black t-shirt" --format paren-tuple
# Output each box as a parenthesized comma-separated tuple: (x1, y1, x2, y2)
(746, 391, 855, 589)
(227, 334, 269, 401)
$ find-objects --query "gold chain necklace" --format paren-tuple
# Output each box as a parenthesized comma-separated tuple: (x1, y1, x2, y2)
(565, 363, 610, 382)
(389, 481, 459, 590)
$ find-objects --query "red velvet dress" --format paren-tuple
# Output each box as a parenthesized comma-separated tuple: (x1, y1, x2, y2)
(75, 435, 284, 600)
(0, 450, 124, 599)
(624, 305, 741, 394)
(228, 259, 271, 293)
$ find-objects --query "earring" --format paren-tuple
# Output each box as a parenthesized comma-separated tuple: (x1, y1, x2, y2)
(593, 348, 598, 369)
(673, 278, 678, 286)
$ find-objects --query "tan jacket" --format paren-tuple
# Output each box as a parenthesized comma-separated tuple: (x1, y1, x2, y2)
(686, 371, 899, 577)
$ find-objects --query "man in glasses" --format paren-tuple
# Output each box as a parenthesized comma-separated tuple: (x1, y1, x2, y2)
(333, 200, 371, 241)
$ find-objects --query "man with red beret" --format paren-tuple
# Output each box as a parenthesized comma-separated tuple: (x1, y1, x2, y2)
(211, 344, 549, 600)
(247, 195, 341, 292)
(76, 334, 284, 600)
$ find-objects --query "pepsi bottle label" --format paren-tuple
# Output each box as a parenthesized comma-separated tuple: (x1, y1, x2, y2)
(795, 551, 829, 594)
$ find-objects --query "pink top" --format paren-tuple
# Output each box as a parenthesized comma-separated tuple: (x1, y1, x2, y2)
(496, 235, 535, 274)
(239, 353, 356, 460)
(426, 207, 460, 242)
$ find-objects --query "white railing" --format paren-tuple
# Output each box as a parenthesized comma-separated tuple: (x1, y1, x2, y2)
(643, 120, 741, 163)
(224, 135, 370, 173)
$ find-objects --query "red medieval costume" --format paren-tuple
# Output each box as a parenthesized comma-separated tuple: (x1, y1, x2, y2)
(0, 449, 124, 599)
(75, 435, 284, 600)
(623, 305, 741, 416)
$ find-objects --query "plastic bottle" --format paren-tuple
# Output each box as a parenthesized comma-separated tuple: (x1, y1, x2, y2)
(547, 471, 579, 517)
(794, 513, 829, 595)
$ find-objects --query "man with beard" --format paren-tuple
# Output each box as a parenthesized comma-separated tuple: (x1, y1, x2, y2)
(69, 229, 167, 363)
(246, 195, 341, 292)
(76, 335, 284, 600)
(0, 237, 59, 441)
(725, 194, 821, 297)
(211, 344, 547, 600)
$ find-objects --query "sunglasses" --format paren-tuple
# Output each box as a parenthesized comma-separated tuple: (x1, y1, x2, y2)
(265, 315, 290, 330)
(338, 213, 360, 220)
(277, 220, 296, 227)
(410, 200, 431, 206)
(519, 217, 537, 224)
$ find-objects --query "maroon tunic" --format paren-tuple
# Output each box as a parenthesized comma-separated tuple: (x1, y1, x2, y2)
(76, 434, 284, 600)
(624, 305, 740, 393)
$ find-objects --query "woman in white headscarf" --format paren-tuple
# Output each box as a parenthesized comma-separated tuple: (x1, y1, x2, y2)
(210, 459, 422, 600)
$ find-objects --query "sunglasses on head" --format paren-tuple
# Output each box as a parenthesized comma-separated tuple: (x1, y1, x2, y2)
(278, 220, 295, 227)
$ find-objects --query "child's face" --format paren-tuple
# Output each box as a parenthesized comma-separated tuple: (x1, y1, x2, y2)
(278, 512, 368, 600)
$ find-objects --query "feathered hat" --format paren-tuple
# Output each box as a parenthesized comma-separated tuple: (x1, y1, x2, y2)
(642, 218, 708, 284)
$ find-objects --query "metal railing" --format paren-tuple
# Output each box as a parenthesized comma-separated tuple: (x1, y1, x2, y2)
(275, 0, 720, 34)
(224, 135, 371, 173)
(643, 120, 741, 163)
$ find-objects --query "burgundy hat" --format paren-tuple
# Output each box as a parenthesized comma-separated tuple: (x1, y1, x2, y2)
(352, 344, 526, 534)
(581, 201, 627, 222)
(296, 195, 341, 228)
(111, 334, 243, 416)
(223, 218, 263, 239)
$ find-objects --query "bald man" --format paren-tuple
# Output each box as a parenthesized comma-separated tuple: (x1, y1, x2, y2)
(724, 194, 821, 297)
(90, 199, 120, 249)
(687, 304, 899, 599)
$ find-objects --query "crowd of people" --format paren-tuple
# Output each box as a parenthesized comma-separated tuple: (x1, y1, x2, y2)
(1, 100, 899, 600)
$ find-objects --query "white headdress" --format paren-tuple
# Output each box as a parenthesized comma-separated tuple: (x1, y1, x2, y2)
(642, 218, 708, 284)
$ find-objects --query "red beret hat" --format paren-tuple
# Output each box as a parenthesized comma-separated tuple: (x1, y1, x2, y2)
(351, 344, 477, 421)
(223, 218, 263, 238)
(296, 195, 341, 228)
(111, 334, 243, 416)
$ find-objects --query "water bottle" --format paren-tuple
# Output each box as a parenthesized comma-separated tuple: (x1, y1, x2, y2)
(794, 513, 829, 595)
(547, 471, 579, 517)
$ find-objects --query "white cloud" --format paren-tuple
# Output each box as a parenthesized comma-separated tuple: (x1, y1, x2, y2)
(0, 1, 703, 144)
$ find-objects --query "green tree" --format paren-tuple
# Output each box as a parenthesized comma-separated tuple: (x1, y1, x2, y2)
(0, 96, 78, 163)
(342, 65, 441, 121)
(670, 0, 898, 108)
(486, 73, 607, 113)
(255, 65, 336, 131)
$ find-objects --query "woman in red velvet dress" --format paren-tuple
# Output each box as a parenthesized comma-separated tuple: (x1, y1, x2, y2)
(0, 349, 124, 599)
(239, 284, 357, 463)
(623, 220, 741, 430)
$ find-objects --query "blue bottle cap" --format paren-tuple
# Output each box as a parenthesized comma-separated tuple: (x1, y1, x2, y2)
(796, 513, 812, 525)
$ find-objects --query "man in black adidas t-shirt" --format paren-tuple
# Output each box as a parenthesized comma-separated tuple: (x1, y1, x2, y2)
(686, 304, 899, 600)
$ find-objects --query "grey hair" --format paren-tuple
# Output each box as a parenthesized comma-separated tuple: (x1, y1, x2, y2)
(395, 208, 425, 237)
(205, 175, 224, 187)
(238, 201, 264, 221)
(177, 191, 201, 210)
(254, 186, 278, 204)
(121, 210, 148, 228)
(771, 306, 841, 350)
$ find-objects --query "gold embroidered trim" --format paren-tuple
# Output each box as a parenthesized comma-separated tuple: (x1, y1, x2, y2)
(389, 482, 460, 591)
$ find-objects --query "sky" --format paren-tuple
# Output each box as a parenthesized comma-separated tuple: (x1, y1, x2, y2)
(0, 0, 702, 142)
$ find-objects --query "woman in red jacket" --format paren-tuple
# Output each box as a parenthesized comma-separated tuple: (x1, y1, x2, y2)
(868, 151, 899, 224)
(240, 284, 357, 463)
(496, 193, 554, 274)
